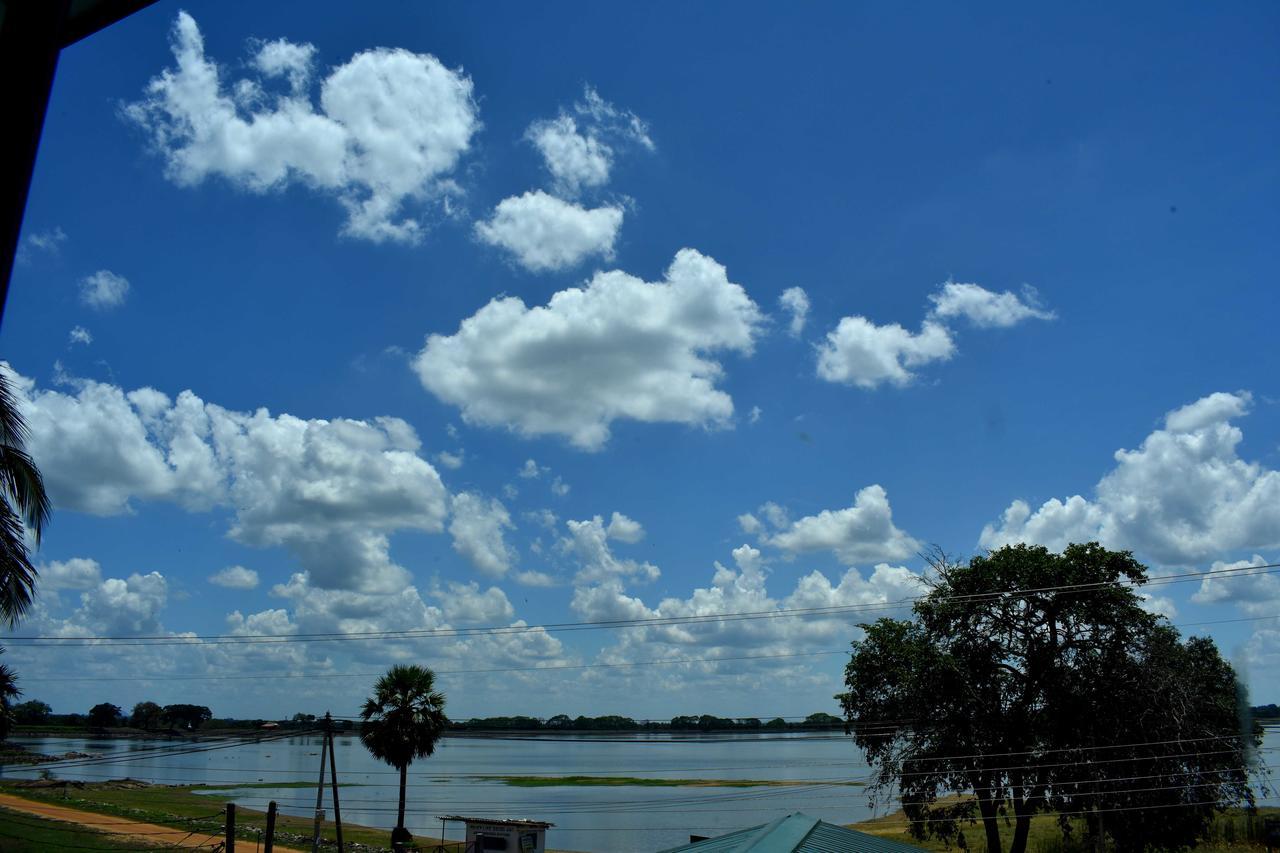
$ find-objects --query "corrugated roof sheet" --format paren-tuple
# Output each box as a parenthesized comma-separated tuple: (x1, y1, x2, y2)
(657, 812, 925, 853)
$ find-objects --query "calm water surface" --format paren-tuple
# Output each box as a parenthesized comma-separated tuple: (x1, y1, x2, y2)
(4, 732, 878, 852)
(5, 727, 1277, 853)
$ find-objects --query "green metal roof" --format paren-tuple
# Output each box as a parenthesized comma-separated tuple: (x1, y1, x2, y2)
(657, 813, 926, 853)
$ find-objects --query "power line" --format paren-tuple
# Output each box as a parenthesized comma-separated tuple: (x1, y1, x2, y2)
(12, 729, 1262, 777)
(1, 727, 321, 773)
(12, 609, 1275, 687)
(798, 794, 1280, 832)
(16, 648, 853, 683)
(5, 562, 1276, 648)
(15, 732, 1264, 783)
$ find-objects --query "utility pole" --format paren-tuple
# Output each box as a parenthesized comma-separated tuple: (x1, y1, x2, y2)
(312, 721, 327, 853)
(326, 712, 345, 853)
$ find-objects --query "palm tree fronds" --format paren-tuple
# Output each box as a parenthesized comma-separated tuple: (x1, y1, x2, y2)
(0, 445, 50, 543)
(0, 368, 30, 451)
(0, 504, 38, 627)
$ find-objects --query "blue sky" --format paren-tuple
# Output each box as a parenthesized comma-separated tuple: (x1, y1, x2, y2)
(2, 1, 1278, 720)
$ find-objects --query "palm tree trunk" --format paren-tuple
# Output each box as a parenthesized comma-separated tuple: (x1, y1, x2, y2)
(398, 763, 408, 832)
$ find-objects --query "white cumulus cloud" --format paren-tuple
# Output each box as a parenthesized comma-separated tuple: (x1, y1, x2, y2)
(573, 544, 927, 681)
(927, 281, 1054, 328)
(606, 512, 645, 544)
(73, 572, 169, 636)
(1191, 556, 1280, 616)
(436, 580, 514, 624)
(22, 226, 67, 256)
(5, 363, 449, 593)
(40, 558, 103, 591)
(80, 270, 130, 310)
(209, 565, 260, 590)
(435, 449, 464, 470)
(761, 485, 920, 565)
(123, 12, 479, 243)
(526, 115, 612, 196)
(525, 85, 652, 196)
(413, 249, 764, 450)
(449, 492, 517, 577)
(251, 38, 317, 91)
(778, 287, 810, 336)
(817, 279, 1052, 389)
(816, 317, 954, 389)
(980, 391, 1280, 565)
(562, 515, 659, 585)
(475, 191, 623, 272)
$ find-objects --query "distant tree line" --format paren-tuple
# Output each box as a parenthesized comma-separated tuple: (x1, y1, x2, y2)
(10, 703, 844, 735)
(11, 700, 214, 732)
(11, 698, 1275, 737)
(448, 712, 845, 732)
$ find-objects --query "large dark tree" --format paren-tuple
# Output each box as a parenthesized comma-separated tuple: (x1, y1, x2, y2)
(12, 699, 50, 724)
(838, 543, 1260, 853)
(87, 702, 123, 728)
(130, 701, 163, 730)
(360, 664, 448, 847)
(161, 703, 212, 730)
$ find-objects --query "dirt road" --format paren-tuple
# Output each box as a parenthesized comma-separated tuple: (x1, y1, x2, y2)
(0, 792, 306, 851)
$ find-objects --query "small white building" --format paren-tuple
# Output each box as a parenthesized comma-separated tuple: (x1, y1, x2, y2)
(440, 814, 554, 853)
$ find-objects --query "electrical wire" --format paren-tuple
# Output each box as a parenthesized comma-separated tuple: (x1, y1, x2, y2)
(17, 648, 853, 683)
(8, 611, 1274, 692)
(0, 727, 321, 772)
(5, 562, 1276, 648)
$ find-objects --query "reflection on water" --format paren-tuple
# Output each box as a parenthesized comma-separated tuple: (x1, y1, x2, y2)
(4, 727, 1276, 853)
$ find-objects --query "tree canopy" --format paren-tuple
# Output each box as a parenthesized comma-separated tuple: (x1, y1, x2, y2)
(130, 701, 163, 730)
(0, 662, 18, 740)
(88, 702, 123, 728)
(12, 699, 50, 724)
(360, 664, 448, 845)
(161, 703, 212, 730)
(838, 543, 1261, 853)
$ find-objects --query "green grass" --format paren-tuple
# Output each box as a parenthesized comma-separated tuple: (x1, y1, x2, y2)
(187, 780, 336, 790)
(488, 774, 863, 787)
(0, 805, 162, 851)
(0, 782, 399, 851)
(849, 804, 1280, 852)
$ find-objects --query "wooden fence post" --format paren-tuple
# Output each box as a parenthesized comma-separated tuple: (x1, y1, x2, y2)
(264, 801, 277, 853)
(225, 802, 236, 853)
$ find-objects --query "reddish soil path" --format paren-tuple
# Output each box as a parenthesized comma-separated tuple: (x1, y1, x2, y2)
(0, 792, 307, 851)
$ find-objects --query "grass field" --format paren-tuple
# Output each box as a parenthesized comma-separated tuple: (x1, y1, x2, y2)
(3, 779, 1273, 853)
(0, 805, 164, 851)
(849, 803, 1280, 852)
(0, 781, 404, 851)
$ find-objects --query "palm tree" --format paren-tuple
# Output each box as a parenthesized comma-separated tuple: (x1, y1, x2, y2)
(360, 664, 448, 846)
(0, 366, 50, 626)
(0, 366, 48, 743)
(0, 659, 20, 741)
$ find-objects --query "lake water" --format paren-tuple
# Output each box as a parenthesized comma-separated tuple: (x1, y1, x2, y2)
(4, 727, 1277, 853)
(3, 731, 879, 852)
